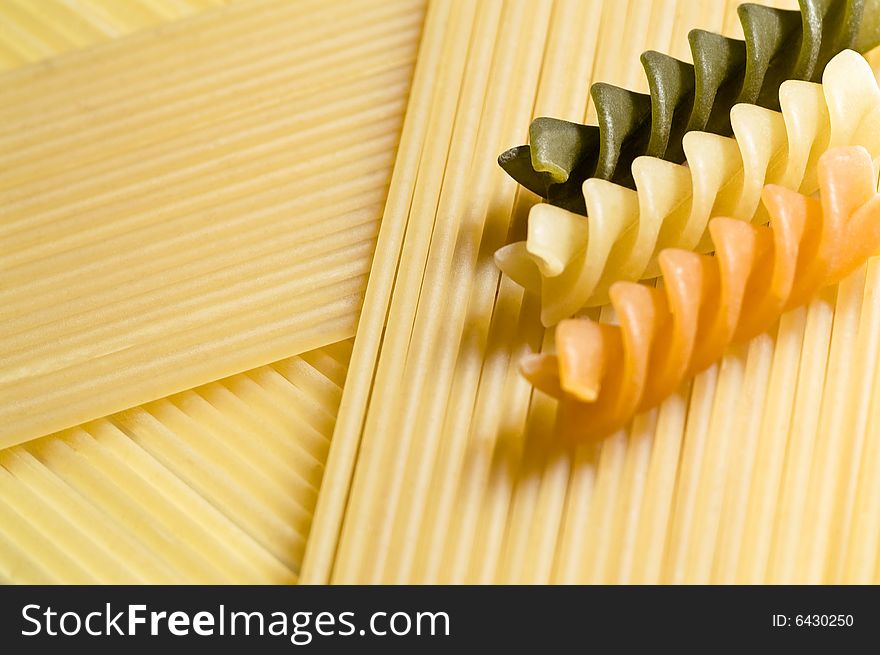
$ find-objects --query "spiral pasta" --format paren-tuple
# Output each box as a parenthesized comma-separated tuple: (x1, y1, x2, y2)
(496, 50, 880, 326)
(521, 146, 880, 441)
(498, 0, 880, 213)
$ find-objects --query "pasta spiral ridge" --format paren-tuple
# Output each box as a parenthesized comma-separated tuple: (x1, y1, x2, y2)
(521, 146, 880, 442)
(496, 49, 880, 326)
(497, 0, 880, 214)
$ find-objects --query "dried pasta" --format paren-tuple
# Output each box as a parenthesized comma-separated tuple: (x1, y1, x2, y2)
(9, 0, 880, 587)
(0, 0, 230, 72)
(301, 0, 880, 585)
(0, 339, 353, 583)
(523, 146, 880, 440)
(0, 0, 372, 584)
(0, 0, 425, 448)
(308, 0, 880, 586)
(496, 49, 880, 325)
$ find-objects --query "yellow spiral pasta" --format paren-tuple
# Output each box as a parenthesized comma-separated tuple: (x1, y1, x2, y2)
(496, 50, 880, 326)
(522, 146, 880, 441)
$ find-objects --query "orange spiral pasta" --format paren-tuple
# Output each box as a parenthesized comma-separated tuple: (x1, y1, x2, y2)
(522, 146, 880, 441)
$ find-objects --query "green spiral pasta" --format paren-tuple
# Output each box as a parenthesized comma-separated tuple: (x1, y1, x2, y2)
(498, 0, 880, 215)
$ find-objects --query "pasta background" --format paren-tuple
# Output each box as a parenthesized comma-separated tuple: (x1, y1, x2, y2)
(4, 0, 880, 586)
(0, 0, 412, 583)
(0, 0, 230, 72)
(305, 0, 880, 584)
(0, 339, 353, 583)
(0, 0, 426, 447)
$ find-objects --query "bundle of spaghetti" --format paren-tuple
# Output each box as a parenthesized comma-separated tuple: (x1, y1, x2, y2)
(0, 0, 370, 586)
(522, 146, 880, 440)
(495, 49, 880, 325)
(304, 0, 740, 584)
(306, 0, 880, 585)
(0, 0, 320, 584)
(0, 0, 426, 448)
(497, 0, 880, 213)
(0, 338, 353, 583)
(0, 0, 230, 72)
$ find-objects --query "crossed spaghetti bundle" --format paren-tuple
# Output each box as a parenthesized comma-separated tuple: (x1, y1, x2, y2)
(498, 0, 880, 213)
(496, 49, 880, 325)
(522, 146, 880, 440)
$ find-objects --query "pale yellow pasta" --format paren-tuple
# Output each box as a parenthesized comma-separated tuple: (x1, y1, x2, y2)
(7, 0, 880, 588)
(0, 0, 356, 588)
(0, 0, 230, 72)
(0, 339, 353, 584)
(306, 0, 880, 586)
(0, 0, 425, 448)
(306, 0, 729, 584)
